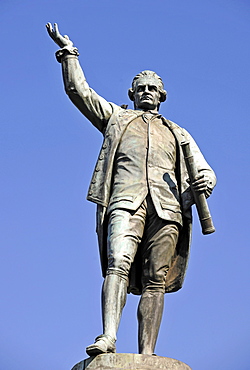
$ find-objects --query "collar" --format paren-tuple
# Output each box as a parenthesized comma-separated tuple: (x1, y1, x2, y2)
(135, 109, 162, 118)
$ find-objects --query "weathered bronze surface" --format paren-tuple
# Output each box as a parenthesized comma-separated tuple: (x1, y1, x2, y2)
(46, 23, 216, 358)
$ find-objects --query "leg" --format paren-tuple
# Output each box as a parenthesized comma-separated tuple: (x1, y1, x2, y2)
(137, 290, 164, 355)
(86, 274, 127, 356)
(138, 198, 179, 354)
(86, 205, 146, 356)
(101, 274, 127, 342)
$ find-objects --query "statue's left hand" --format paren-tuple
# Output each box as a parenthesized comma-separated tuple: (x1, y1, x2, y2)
(46, 22, 74, 49)
(191, 174, 212, 198)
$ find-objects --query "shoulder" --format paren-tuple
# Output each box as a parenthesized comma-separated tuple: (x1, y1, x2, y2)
(163, 118, 197, 141)
(163, 118, 185, 133)
(162, 118, 187, 141)
(108, 106, 139, 121)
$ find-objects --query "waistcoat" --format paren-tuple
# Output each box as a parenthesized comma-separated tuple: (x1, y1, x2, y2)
(108, 112, 182, 225)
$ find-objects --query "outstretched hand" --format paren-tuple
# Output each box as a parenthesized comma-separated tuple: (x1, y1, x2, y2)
(46, 23, 73, 49)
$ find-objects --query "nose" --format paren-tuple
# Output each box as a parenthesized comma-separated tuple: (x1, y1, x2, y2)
(144, 85, 150, 93)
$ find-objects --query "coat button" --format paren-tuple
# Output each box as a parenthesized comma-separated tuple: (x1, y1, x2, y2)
(99, 154, 104, 160)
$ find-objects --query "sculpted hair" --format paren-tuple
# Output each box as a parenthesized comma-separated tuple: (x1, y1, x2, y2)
(128, 70, 167, 103)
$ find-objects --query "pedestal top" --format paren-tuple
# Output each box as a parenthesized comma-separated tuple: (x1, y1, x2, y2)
(71, 353, 191, 370)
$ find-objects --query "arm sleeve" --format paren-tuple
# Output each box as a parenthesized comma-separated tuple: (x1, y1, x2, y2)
(61, 54, 116, 133)
(183, 128, 217, 192)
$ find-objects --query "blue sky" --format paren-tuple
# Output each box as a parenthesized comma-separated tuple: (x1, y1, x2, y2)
(1, 1, 250, 369)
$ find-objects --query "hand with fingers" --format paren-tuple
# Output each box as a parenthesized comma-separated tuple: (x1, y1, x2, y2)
(191, 174, 212, 198)
(46, 22, 73, 48)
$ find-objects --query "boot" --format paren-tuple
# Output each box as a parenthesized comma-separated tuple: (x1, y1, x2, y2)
(86, 274, 127, 356)
(137, 291, 164, 355)
(85, 334, 116, 356)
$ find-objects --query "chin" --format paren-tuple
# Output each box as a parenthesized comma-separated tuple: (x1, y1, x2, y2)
(138, 102, 155, 110)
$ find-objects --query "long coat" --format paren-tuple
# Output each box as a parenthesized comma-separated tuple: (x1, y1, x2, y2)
(86, 107, 216, 294)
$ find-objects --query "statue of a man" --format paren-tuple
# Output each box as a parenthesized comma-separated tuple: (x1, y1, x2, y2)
(46, 23, 216, 357)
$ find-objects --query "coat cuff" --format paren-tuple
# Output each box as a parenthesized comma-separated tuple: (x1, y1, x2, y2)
(55, 46, 79, 63)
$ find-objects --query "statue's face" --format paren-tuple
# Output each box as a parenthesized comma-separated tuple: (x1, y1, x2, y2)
(133, 77, 161, 111)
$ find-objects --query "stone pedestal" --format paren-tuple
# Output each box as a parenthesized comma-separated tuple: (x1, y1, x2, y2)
(71, 353, 191, 370)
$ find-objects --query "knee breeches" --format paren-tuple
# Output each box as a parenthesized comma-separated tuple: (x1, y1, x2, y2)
(106, 196, 180, 293)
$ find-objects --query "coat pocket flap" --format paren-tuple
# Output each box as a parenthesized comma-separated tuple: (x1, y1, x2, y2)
(109, 195, 134, 204)
(160, 202, 181, 213)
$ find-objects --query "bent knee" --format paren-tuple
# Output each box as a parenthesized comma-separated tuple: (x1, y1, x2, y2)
(107, 253, 133, 277)
(141, 267, 168, 292)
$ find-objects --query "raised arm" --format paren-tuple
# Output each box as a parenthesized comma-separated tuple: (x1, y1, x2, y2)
(46, 23, 114, 132)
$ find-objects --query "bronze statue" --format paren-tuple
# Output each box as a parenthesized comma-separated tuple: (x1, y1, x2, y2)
(46, 23, 216, 357)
